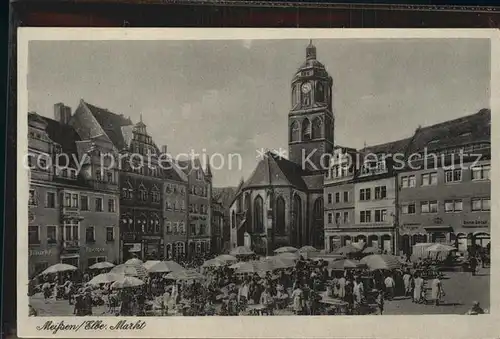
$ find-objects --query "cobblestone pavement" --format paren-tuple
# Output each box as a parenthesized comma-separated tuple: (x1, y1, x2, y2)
(29, 268, 489, 316)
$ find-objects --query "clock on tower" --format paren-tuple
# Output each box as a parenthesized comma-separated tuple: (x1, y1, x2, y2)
(288, 40, 334, 172)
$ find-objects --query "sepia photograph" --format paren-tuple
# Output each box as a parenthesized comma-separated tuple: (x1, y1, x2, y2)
(16, 28, 499, 338)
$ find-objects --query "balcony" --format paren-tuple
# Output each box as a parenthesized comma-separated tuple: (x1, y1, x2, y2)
(62, 240, 81, 254)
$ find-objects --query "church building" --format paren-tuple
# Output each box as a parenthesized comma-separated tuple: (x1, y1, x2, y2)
(229, 41, 332, 255)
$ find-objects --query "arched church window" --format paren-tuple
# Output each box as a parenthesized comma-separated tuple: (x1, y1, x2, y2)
(292, 84, 300, 107)
(290, 121, 300, 142)
(293, 195, 302, 246)
(254, 195, 264, 233)
(312, 117, 323, 139)
(302, 119, 312, 141)
(275, 196, 286, 235)
(302, 91, 311, 106)
(316, 82, 325, 102)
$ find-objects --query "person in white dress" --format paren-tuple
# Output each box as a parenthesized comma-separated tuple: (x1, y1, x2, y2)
(413, 273, 424, 303)
(431, 277, 444, 306)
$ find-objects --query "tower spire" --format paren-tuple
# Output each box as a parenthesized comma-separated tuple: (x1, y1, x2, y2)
(306, 39, 316, 60)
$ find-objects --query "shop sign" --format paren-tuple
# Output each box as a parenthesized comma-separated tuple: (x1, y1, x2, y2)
(86, 247, 106, 253)
(463, 220, 488, 228)
(29, 249, 52, 256)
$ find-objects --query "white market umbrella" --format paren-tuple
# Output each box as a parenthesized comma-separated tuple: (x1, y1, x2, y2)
(426, 243, 457, 253)
(274, 246, 299, 254)
(111, 263, 148, 279)
(360, 254, 402, 270)
(88, 272, 124, 286)
(143, 260, 161, 270)
(230, 246, 254, 256)
(278, 252, 300, 260)
(89, 261, 115, 270)
(125, 258, 144, 265)
(39, 263, 77, 275)
(111, 276, 144, 289)
(148, 261, 184, 273)
(299, 246, 318, 253)
(214, 254, 238, 263)
(202, 258, 226, 268)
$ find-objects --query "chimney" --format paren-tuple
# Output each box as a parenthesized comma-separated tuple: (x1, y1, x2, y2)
(54, 103, 72, 124)
(161, 145, 168, 155)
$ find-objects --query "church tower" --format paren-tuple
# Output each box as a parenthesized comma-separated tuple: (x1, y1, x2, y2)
(288, 40, 334, 172)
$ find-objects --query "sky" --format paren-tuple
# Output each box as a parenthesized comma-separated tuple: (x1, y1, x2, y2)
(28, 38, 490, 187)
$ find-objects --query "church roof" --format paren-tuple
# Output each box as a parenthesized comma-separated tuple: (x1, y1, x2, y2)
(242, 151, 310, 190)
(302, 174, 324, 190)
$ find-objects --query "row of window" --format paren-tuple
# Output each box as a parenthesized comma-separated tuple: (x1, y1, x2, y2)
(327, 191, 350, 204)
(166, 199, 186, 211)
(290, 117, 323, 143)
(190, 223, 207, 236)
(190, 185, 208, 197)
(401, 166, 490, 188)
(28, 190, 116, 213)
(189, 204, 208, 214)
(165, 221, 186, 234)
(28, 224, 115, 245)
(165, 183, 186, 195)
(327, 211, 350, 225)
(325, 164, 353, 180)
(121, 184, 161, 203)
(401, 198, 490, 214)
(359, 209, 388, 223)
(359, 186, 387, 201)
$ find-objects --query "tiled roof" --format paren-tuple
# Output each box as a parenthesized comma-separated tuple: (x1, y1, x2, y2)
(38, 115, 81, 156)
(302, 174, 324, 190)
(407, 108, 490, 154)
(83, 101, 133, 150)
(242, 152, 310, 190)
(362, 138, 413, 156)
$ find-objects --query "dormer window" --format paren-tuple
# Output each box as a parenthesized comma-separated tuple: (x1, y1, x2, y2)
(460, 132, 472, 137)
(428, 138, 440, 144)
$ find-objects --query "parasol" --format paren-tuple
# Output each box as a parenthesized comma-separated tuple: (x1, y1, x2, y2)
(111, 263, 148, 279)
(230, 246, 254, 256)
(164, 270, 205, 281)
(360, 254, 402, 270)
(261, 256, 295, 269)
(125, 258, 144, 265)
(214, 254, 238, 263)
(328, 259, 364, 270)
(143, 260, 161, 270)
(202, 258, 226, 268)
(335, 244, 362, 255)
(111, 275, 144, 289)
(274, 246, 299, 254)
(277, 252, 300, 260)
(88, 272, 124, 285)
(148, 261, 184, 273)
(39, 263, 77, 275)
(425, 243, 457, 253)
(299, 246, 318, 253)
(88, 261, 115, 270)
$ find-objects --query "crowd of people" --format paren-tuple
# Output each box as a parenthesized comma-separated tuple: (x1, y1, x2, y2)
(29, 246, 489, 317)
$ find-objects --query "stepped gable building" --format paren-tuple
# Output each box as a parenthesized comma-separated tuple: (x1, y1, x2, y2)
(70, 99, 187, 261)
(229, 41, 331, 255)
(28, 105, 120, 277)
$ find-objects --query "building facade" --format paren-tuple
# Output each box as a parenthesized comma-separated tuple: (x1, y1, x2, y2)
(397, 110, 491, 255)
(28, 108, 120, 277)
(163, 172, 189, 260)
(181, 159, 212, 257)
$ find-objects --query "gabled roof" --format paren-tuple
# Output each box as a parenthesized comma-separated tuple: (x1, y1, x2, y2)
(82, 101, 133, 150)
(242, 151, 310, 190)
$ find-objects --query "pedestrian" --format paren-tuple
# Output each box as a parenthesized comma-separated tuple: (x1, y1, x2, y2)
(42, 280, 51, 303)
(413, 272, 424, 303)
(384, 274, 395, 300)
(431, 276, 444, 306)
(465, 301, 485, 315)
(403, 270, 413, 298)
(376, 290, 384, 315)
(469, 256, 478, 276)
(291, 283, 304, 315)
